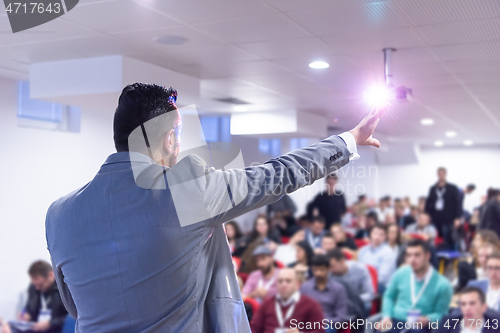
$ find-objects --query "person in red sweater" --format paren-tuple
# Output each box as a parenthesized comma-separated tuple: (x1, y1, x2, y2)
(250, 268, 326, 333)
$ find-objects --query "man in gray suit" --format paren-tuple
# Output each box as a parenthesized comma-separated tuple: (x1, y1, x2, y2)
(45, 83, 384, 332)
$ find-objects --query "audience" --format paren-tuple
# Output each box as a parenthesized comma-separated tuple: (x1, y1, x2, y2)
(300, 255, 348, 332)
(380, 239, 452, 333)
(224, 220, 243, 254)
(479, 189, 500, 238)
(3, 260, 68, 333)
(305, 217, 327, 250)
(306, 173, 347, 230)
(242, 245, 280, 303)
(316, 233, 337, 255)
(288, 241, 314, 283)
(250, 268, 325, 333)
(330, 224, 357, 254)
(358, 224, 397, 293)
(327, 248, 375, 313)
(435, 286, 500, 333)
(12, 169, 500, 333)
(467, 252, 500, 312)
(405, 212, 438, 245)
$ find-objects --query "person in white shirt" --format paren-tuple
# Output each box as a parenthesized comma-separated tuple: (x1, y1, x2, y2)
(468, 252, 500, 312)
(358, 224, 397, 293)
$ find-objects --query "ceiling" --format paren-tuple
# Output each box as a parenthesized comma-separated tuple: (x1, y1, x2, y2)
(1, 0, 499, 146)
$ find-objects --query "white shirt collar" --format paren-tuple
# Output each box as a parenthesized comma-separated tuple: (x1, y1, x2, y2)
(277, 291, 300, 307)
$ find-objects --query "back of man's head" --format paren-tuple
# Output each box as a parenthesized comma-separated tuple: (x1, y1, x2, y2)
(113, 83, 178, 152)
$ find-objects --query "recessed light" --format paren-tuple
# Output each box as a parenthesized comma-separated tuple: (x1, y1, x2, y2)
(154, 35, 187, 45)
(464, 140, 474, 146)
(445, 131, 457, 138)
(434, 140, 444, 147)
(234, 106, 248, 112)
(421, 118, 434, 126)
(309, 61, 329, 69)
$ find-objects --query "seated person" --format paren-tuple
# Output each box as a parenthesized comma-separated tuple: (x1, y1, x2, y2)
(233, 214, 281, 257)
(300, 255, 348, 332)
(405, 212, 437, 245)
(330, 224, 357, 257)
(468, 252, 500, 312)
(250, 268, 325, 333)
(305, 217, 327, 250)
(379, 239, 452, 333)
(434, 286, 500, 333)
(242, 245, 280, 303)
(6, 260, 68, 333)
(327, 248, 375, 314)
(315, 233, 337, 255)
(288, 241, 314, 283)
(274, 229, 305, 267)
(358, 224, 397, 293)
(355, 211, 378, 240)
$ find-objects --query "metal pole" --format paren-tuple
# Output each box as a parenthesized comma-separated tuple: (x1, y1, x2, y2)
(383, 48, 396, 87)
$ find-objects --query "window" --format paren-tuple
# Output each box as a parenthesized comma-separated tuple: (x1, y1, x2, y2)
(17, 81, 81, 132)
(259, 138, 281, 156)
(200, 116, 231, 142)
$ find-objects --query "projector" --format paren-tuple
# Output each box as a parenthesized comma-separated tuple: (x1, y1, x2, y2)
(393, 85, 412, 103)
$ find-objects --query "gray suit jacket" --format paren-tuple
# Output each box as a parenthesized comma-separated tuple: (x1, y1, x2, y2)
(45, 135, 351, 332)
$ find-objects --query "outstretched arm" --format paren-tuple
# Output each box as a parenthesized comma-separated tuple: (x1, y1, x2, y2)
(167, 108, 384, 227)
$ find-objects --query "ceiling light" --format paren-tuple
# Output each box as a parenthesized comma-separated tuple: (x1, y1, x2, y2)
(154, 35, 187, 45)
(464, 140, 474, 146)
(309, 61, 329, 69)
(445, 131, 457, 138)
(233, 106, 248, 112)
(421, 118, 434, 126)
(434, 140, 444, 147)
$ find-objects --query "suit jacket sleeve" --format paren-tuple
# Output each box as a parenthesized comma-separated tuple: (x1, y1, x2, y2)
(425, 186, 435, 215)
(50, 257, 78, 319)
(170, 135, 351, 227)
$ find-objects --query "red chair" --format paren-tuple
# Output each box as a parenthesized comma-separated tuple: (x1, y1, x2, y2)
(435, 237, 444, 246)
(408, 233, 427, 241)
(275, 260, 285, 269)
(354, 239, 369, 248)
(342, 248, 353, 260)
(365, 264, 379, 315)
(243, 297, 260, 315)
(238, 272, 249, 284)
(232, 256, 241, 271)
(281, 236, 290, 244)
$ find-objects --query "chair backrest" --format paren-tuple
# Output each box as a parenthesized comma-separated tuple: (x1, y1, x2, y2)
(355, 239, 369, 248)
(365, 264, 378, 294)
(342, 248, 353, 260)
(243, 297, 260, 315)
(232, 256, 241, 271)
(281, 236, 289, 244)
(275, 260, 285, 269)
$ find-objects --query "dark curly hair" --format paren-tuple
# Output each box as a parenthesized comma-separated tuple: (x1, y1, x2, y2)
(113, 83, 178, 152)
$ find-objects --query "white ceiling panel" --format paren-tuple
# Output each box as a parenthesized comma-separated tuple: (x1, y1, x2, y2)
(434, 40, 500, 61)
(153, 0, 276, 24)
(238, 38, 337, 60)
(264, 0, 392, 13)
(418, 19, 500, 46)
(286, 2, 408, 36)
(61, 0, 181, 34)
(193, 14, 312, 44)
(322, 28, 423, 54)
(395, 0, 500, 27)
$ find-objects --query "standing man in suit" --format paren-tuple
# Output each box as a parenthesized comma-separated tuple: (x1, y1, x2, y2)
(425, 167, 462, 250)
(307, 174, 347, 230)
(45, 83, 384, 332)
(434, 286, 500, 333)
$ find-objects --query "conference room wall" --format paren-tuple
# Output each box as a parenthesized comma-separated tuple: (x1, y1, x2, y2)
(0, 76, 115, 320)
